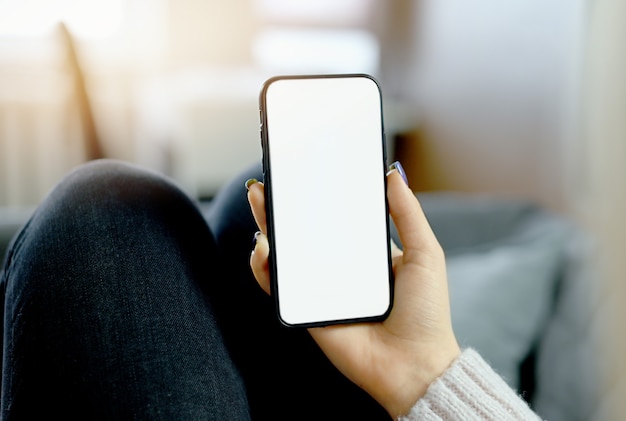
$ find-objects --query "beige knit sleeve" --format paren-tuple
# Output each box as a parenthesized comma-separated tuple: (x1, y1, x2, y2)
(398, 349, 542, 421)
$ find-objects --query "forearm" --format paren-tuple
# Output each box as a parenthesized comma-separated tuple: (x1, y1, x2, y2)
(398, 349, 542, 421)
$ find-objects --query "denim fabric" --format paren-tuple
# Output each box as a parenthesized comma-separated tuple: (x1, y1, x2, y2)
(0, 160, 388, 420)
(0, 161, 250, 420)
(205, 163, 389, 420)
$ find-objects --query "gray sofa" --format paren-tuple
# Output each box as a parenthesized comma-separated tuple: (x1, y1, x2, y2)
(0, 192, 599, 420)
(402, 192, 599, 420)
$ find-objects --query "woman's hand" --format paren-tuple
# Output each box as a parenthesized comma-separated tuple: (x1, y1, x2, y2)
(246, 164, 460, 419)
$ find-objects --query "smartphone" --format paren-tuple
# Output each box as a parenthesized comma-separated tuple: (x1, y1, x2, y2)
(259, 74, 393, 327)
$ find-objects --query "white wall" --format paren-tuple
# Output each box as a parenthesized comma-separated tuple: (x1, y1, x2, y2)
(580, 1, 626, 419)
(395, 0, 587, 213)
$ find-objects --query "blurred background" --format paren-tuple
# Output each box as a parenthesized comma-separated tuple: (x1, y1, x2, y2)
(0, 0, 588, 207)
(0, 0, 624, 419)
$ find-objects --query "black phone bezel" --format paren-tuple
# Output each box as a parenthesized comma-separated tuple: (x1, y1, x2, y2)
(258, 73, 394, 328)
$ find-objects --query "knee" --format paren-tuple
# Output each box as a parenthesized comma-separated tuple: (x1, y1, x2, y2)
(32, 159, 207, 235)
(1, 160, 213, 310)
(43, 159, 206, 238)
(53, 159, 188, 213)
(4, 160, 208, 282)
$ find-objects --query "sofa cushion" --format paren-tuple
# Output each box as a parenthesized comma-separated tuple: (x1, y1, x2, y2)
(391, 193, 574, 391)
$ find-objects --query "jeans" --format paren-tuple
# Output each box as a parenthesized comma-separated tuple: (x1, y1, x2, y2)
(0, 160, 388, 420)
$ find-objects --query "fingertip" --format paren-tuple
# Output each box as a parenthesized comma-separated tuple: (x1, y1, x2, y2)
(386, 167, 414, 209)
(245, 178, 259, 191)
(386, 161, 409, 187)
(250, 231, 271, 295)
(247, 181, 267, 234)
(246, 179, 265, 202)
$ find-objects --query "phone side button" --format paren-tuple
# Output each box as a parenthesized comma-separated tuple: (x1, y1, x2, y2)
(262, 149, 267, 173)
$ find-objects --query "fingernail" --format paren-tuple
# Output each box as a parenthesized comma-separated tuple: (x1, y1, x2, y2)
(253, 231, 262, 247)
(387, 161, 409, 186)
(245, 178, 258, 191)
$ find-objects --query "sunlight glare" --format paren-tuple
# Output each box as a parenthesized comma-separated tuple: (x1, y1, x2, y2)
(0, 0, 124, 39)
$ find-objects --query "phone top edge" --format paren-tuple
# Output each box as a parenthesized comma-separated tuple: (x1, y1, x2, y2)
(258, 73, 385, 140)
(260, 73, 381, 95)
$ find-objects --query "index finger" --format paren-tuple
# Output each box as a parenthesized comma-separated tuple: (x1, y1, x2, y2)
(246, 179, 267, 234)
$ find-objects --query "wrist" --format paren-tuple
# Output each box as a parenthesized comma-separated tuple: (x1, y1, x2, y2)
(382, 340, 461, 419)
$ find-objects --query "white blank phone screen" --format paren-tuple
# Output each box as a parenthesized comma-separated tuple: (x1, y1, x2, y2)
(263, 76, 392, 326)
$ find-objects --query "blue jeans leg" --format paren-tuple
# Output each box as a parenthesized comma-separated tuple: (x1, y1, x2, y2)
(205, 162, 389, 420)
(0, 160, 250, 420)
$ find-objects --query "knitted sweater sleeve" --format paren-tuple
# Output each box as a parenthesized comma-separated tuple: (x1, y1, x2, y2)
(398, 348, 542, 421)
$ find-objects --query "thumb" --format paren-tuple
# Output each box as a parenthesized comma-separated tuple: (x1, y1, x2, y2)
(386, 162, 441, 257)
